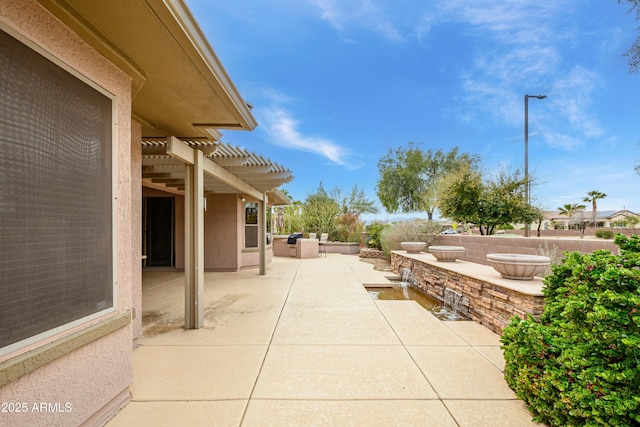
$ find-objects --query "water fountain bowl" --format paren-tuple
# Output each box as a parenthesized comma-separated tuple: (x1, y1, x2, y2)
(486, 253, 550, 280)
(400, 242, 426, 254)
(428, 245, 465, 262)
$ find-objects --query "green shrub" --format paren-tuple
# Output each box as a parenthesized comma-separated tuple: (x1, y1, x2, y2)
(379, 219, 438, 256)
(496, 223, 515, 230)
(333, 212, 363, 242)
(501, 234, 640, 426)
(595, 229, 615, 239)
(365, 222, 387, 250)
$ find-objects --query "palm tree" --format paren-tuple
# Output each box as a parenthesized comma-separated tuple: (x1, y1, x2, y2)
(558, 203, 586, 231)
(583, 190, 607, 228)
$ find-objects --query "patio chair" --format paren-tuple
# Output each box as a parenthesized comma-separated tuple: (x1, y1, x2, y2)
(309, 232, 317, 239)
(318, 233, 328, 257)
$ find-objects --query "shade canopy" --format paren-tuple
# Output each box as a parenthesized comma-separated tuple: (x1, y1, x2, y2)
(142, 138, 291, 205)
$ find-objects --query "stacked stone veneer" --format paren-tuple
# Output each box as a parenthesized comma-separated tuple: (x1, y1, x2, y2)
(391, 252, 545, 334)
(359, 248, 387, 259)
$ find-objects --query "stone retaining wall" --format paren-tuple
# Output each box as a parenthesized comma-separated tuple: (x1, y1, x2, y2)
(391, 252, 545, 334)
(359, 248, 387, 259)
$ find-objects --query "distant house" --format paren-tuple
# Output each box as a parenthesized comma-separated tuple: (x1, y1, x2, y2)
(537, 209, 640, 230)
(1, 1, 290, 425)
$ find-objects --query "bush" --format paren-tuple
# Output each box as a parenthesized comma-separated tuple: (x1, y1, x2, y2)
(595, 229, 615, 239)
(365, 222, 387, 250)
(333, 212, 363, 242)
(501, 234, 640, 426)
(496, 223, 515, 230)
(379, 219, 438, 256)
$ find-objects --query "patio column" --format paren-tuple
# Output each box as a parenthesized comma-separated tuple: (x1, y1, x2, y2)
(184, 148, 204, 328)
(258, 193, 267, 275)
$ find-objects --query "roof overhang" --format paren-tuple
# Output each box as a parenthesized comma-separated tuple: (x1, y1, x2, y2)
(36, 0, 257, 137)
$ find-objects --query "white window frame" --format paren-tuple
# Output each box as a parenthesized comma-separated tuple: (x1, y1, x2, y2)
(244, 202, 259, 248)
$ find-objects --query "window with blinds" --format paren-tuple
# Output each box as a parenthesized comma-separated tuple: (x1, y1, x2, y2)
(0, 28, 114, 354)
(244, 202, 258, 248)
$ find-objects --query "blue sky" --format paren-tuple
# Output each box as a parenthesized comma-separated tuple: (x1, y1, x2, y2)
(186, 0, 640, 221)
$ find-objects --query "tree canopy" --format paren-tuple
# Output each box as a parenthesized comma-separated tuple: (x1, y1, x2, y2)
(331, 185, 379, 216)
(618, 0, 640, 73)
(302, 183, 339, 236)
(439, 167, 538, 235)
(376, 143, 480, 220)
(557, 203, 587, 218)
(302, 183, 378, 242)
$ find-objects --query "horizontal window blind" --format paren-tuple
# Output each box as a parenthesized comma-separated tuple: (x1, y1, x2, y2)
(0, 29, 113, 351)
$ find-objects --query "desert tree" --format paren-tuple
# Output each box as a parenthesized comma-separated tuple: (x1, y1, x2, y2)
(439, 167, 536, 235)
(377, 143, 479, 220)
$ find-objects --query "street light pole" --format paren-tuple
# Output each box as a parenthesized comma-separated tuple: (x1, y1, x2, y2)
(524, 94, 546, 237)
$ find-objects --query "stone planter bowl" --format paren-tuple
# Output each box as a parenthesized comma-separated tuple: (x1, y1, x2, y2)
(486, 253, 551, 280)
(428, 245, 465, 262)
(400, 241, 426, 254)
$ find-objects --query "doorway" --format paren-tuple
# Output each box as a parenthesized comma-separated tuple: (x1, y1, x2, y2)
(143, 197, 175, 267)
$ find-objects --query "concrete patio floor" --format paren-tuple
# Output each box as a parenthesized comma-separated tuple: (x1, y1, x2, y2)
(107, 254, 542, 426)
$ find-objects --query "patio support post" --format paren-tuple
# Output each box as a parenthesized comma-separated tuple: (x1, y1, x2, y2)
(258, 193, 267, 275)
(184, 149, 205, 328)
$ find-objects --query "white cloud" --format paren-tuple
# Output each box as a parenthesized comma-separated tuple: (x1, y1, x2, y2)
(550, 66, 604, 138)
(428, 1, 607, 153)
(541, 130, 583, 151)
(310, 0, 404, 43)
(259, 106, 363, 170)
(312, 0, 344, 30)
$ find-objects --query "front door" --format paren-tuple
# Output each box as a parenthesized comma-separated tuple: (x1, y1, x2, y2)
(143, 197, 174, 267)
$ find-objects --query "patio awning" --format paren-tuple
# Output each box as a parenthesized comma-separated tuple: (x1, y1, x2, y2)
(142, 137, 291, 205)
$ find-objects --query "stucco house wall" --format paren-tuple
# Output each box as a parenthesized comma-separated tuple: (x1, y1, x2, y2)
(205, 193, 240, 271)
(131, 122, 143, 345)
(0, 1, 135, 426)
(141, 189, 273, 271)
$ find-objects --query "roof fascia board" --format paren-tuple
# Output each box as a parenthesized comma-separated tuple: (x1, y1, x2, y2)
(267, 189, 291, 206)
(154, 0, 258, 130)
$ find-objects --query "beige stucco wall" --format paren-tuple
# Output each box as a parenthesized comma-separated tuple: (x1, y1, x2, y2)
(437, 234, 619, 266)
(0, 1, 134, 425)
(141, 190, 273, 271)
(131, 121, 143, 344)
(205, 193, 240, 271)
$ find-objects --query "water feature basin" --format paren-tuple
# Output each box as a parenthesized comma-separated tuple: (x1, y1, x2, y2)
(428, 245, 465, 262)
(486, 253, 550, 280)
(400, 241, 426, 253)
(367, 285, 466, 321)
(367, 270, 466, 321)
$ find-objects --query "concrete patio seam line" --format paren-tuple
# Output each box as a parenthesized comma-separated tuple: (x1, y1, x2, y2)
(368, 293, 444, 403)
(245, 397, 443, 401)
(129, 398, 249, 402)
(238, 260, 301, 425)
(137, 344, 269, 347)
(441, 323, 507, 372)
